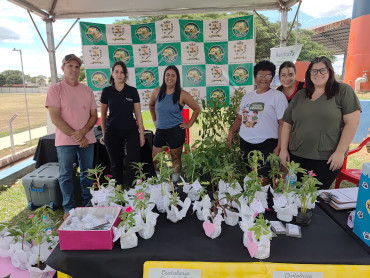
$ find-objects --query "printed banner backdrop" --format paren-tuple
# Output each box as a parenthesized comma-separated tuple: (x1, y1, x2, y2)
(80, 16, 255, 110)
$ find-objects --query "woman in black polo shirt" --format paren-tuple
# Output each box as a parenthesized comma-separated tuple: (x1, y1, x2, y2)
(276, 61, 305, 103)
(100, 61, 145, 187)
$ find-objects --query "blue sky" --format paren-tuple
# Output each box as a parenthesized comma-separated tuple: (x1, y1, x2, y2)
(0, 0, 353, 77)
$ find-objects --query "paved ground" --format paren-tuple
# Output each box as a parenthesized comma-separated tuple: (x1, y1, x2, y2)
(0, 126, 47, 150)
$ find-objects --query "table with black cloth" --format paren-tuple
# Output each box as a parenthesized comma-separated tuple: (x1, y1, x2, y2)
(317, 197, 370, 254)
(33, 127, 155, 177)
(46, 204, 370, 278)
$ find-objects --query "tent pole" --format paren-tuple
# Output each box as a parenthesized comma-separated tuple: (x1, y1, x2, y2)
(280, 8, 288, 47)
(45, 19, 58, 85)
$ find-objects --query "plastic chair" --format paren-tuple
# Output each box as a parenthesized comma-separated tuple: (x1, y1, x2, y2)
(334, 137, 370, 188)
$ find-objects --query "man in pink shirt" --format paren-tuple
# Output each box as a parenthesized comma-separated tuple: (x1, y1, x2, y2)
(46, 54, 97, 219)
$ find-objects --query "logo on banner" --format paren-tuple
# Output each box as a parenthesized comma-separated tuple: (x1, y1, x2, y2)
(91, 71, 109, 88)
(186, 68, 203, 85)
(141, 89, 152, 106)
(113, 48, 130, 64)
(189, 88, 200, 99)
(138, 45, 152, 63)
(85, 25, 103, 43)
(160, 20, 174, 39)
(139, 70, 156, 87)
(161, 46, 178, 64)
(111, 25, 126, 41)
(186, 43, 200, 61)
(232, 66, 249, 84)
(232, 19, 249, 38)
(135, 25, 152, 42)
(233, 41, 247, 59)
(88, 46, 103, 64)
(211, 66, 223, 82)
(184, 23, 200, 40)
(208, 45, 225, 62)
(208, 21, 222, 37)
(210, 88, 226, 105)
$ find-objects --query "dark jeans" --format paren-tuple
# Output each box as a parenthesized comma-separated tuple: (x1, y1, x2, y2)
(240, 138, 278, 178)
(289, 153, 342, 190)
(104, 127, 140, 187)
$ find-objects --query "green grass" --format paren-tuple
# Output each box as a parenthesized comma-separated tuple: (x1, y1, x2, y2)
(0, 180, 64, 226)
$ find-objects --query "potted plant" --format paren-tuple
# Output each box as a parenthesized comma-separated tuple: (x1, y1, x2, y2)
(272, 161, 306, 222)
(27, 206, 58, 277)
(118, 206, 141, 249)
(202, 193, 225, 239)
(221, 192, 242, 226)
(132, 191, 158, 239)
(165, 191, 191, 223)
(295, 171, 321, 226)
(266, 153, 283, 189)
(247, 214, 272, 259)
(86, 164, 113, 206)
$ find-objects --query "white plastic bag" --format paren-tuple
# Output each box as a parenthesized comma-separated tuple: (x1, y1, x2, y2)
(120, 226, 142, 249)
(224, 209, 239, 226)
(165, 197, 191, 223)
(203, 213, 224, 239)
(138, 210, 159, 239)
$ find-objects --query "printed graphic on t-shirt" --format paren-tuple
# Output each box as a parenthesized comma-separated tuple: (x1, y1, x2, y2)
(241, 102, 264, 128)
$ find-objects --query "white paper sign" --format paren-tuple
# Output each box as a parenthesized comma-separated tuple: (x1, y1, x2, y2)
(149, 268, 201, 278)
(250, 199, 265, 214)
(94, 190, 107, 203)
(273, 271, 324, 278)
(273, 196, 288, 208)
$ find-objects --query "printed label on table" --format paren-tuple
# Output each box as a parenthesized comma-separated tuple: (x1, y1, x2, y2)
(149, 268, 201, 278)
(273, 271, 324, 278)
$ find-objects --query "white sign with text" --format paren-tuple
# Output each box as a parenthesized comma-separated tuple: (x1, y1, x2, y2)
(149, 268, 201, 278)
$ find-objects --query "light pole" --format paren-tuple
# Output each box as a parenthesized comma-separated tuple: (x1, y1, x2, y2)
(12, 48, 32, 145)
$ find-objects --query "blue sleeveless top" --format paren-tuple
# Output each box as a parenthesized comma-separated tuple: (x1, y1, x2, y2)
(155, 92, 183, 129)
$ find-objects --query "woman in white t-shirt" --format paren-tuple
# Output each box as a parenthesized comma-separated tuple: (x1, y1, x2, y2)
(228, 60, 288, 178)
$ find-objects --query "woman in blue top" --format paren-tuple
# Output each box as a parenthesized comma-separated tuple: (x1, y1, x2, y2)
(149, 65, 201, 183)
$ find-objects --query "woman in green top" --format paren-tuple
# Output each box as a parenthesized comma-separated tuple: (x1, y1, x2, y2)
(279, 56, 361, 189)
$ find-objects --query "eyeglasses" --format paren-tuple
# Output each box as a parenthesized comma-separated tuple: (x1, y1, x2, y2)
(310, 68, 328, 75)
(256, 74, 273, 79)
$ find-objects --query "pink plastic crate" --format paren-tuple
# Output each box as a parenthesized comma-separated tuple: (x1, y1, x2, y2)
(58, 207, 122, 250)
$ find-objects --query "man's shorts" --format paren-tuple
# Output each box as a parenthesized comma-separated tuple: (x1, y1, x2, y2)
(153, 124, 185, 149)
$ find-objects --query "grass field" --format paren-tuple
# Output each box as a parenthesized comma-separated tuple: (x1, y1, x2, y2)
(0, 93, 47, 136)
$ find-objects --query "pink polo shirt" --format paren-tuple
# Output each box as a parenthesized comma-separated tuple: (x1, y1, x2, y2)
(45, 80, 97, 146)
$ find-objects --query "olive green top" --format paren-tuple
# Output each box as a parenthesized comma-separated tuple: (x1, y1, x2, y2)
(283, 83, 361, 160)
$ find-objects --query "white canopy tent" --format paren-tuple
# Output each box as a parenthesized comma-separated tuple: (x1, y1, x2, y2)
(8, 0, 300, 83)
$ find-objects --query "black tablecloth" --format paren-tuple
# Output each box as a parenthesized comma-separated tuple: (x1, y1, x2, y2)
(317, 198, 370, 253)
(33, 128, 155, 177)
(46, 205, 370, 278)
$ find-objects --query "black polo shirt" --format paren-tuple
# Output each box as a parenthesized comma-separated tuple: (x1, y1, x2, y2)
(100, 84, 140, 130)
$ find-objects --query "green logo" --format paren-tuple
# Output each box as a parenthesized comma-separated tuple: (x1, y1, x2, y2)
(91, 71, 109, 88)
(113, 48, 130, 64)
(208, 45, 225, 63)
(85, 25, 103, 43)
(161, 46, 178, 63)
(232, 19, 249, 38)
(186, 68, 203, 85)
(139, 70, 156, 87)
(135, 25, 152, 42)
(184, 23, 200, 40)
(210, 89, 226, 105)
(232, 66, 249, 84)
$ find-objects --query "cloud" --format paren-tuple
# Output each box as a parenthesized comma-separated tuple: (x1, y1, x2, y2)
(0, 26, 20, 41)
(301, 0, 352, 19)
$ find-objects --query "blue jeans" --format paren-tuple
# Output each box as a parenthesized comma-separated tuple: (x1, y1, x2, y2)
(56, 144, 94, 212)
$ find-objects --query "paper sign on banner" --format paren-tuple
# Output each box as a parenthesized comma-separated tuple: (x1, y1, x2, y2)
(246, 231, 258, 258)
(148, 268, 201, 278)
(273, 196, 288, 208)
(250, 199, 265, 214)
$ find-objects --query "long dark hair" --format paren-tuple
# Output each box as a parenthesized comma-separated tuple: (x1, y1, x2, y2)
(158, 65, 181, 104)
(279, 61, 296, 75)
(109, 61, 128, 85)
(305, 56, 339, 99)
